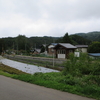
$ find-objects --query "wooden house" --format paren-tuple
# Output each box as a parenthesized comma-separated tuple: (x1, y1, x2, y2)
(54, 43, 77, 59)
(31, 49, 41, 55)
(47, 43, 58, 56)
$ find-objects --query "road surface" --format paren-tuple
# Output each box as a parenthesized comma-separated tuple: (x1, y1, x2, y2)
(0, 75, 95, 100)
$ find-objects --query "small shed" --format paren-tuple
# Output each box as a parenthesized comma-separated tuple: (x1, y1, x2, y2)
(31, 49, 41, 55)
(48, 43, 58, 56)
(75, 45, 88, 53)
(54, 43, 77, 59)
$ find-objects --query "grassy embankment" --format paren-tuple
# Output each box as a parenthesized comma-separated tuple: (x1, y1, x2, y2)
(0, 53, 100, 100)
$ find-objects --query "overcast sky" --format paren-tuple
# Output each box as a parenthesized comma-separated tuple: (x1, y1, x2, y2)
(0, 0, 100, 38)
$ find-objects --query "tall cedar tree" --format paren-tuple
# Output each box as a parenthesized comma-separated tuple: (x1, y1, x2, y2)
(40, 45, 45, 53)
(0, 39, 5, 53)
(62, 33, 72, 43)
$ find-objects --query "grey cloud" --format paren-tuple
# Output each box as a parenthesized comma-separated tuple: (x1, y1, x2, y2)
(0, 0, 100, 38)
(12, 0, 43, 20)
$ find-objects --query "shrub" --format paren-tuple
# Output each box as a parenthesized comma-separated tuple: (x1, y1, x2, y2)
(63, 53, 100, 76)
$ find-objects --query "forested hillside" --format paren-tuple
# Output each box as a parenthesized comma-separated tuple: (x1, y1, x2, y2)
(70, 35, 91, 45)
(55, 33, 91, 45)
(75, 31, 100, 41)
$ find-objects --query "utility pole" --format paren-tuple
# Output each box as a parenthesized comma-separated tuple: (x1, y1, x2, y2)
(45, 40, 47, 55)
(17, 42, 18, 55)
(25, 43, 26, 55)
(13, 42, 14, 50)
(35, 43, 36, 49)
(52, 49, 55, 67)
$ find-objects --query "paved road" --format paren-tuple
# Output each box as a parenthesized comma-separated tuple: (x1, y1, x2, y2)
(0, 75, 95, 100)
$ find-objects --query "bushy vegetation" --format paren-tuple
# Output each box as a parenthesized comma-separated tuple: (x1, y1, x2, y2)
(0, 53, 100, 99)
(88, 41, 100, 53)
(63, 53, 100, 76)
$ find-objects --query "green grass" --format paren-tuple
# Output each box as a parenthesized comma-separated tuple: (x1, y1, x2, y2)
(0, 70, 14, 77)
(0, 63, 27, 75)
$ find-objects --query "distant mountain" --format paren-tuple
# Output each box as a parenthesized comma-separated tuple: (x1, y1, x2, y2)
(55, 33, 91, 45)
(70, 35, 91, 45)
(75, 31, 100, 41)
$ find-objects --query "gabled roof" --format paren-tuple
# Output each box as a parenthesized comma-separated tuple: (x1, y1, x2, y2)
(75, 45, 88, 48)
(51, 43, 58, 46)
(48, 43, 58, 48)
(48, 43, 58, 46)
(35, 49, 41, 53)
(31, 49, 41, 53)
(54, 43, 77, 49)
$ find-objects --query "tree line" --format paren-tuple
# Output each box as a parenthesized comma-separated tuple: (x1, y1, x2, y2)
(0, 33, 100, 54)
(0, 35, 59, 54)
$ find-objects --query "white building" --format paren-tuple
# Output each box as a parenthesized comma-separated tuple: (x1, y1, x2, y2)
(75, 45, 88, 53)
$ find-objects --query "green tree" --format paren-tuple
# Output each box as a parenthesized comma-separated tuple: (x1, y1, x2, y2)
(16, 35, 28, 50)
(62, 33, 72, 43)
(0, 39, 4, 53)
(88, 41, 100, 53)
(2, 37, 15, 50)
(40, 45, 45, 53)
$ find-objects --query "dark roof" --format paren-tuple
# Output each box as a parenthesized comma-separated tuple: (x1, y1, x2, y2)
(75, 45, 88, 48)
(88, 53, 100, 57)
(35, 49, 41, 53)
(54, 43, 77, 49)
(48, 43, 58, 47)
(31, 49, 41, 53)
(51, 43, 58, 46)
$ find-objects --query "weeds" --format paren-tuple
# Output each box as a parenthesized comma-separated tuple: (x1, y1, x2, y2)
(0, 63, 27, 75)
(63, 53, 100, 76)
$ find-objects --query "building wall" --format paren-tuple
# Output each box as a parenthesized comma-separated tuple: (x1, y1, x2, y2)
(56, 49, 74, 59)
(76, 48, 87, 53)
(81, 48, 87, 53)
(58, 54, 65, 58)
(57, 49, 66, 58)
(48, 45, 55, 56)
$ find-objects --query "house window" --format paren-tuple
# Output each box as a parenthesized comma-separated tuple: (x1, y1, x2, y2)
(62, 49, 65, 54)
(69, 50, 73, 53)
(57, 49, 66, 54)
